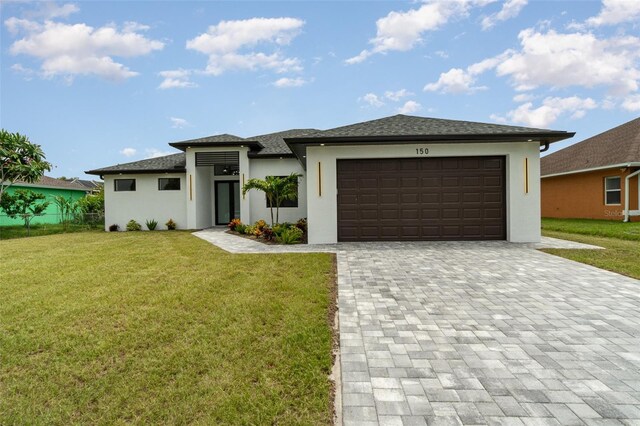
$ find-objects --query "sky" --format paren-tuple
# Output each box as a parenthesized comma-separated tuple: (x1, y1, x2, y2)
(1, 0, 639, 179)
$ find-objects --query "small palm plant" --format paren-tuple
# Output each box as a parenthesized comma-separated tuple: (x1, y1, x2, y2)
(242, 173, 301, 226)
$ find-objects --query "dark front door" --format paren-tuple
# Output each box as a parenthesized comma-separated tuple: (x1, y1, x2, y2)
(337, 157, 506, 241)
(215, 181, 240, 225)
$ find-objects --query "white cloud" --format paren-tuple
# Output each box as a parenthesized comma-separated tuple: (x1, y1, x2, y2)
(434, 50, 449, 59)
(622, 95, 640, 111)
(186, 17, 304, 75)
(145, 148, 177, 158)
(169, 117, 190, 128)
(424, 68, 484, 94)
(23, 3, 80, 20)
(513, 93, 534, 102)
(496, 29, 640, 95)
(384, 89, 413, 101)
(397, 100, 422, 114)
(360, 93, 385, 107)
(272, 77, 308, 88)
(10, 63, 36, 80)
(426, 28, 640, 98)
(120, 147, 137, 157)
(158, 69, 197, 89)
(481, 0, 528, 30)
(506, 96, 597, 128)
(5, 18, 164, 82)
(585, 0, 640, 27)
(489, 113, 508, 123)
(346, 0, 483, 64)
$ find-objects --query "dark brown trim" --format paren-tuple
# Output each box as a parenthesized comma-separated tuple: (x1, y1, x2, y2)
(285, 132, 575, 146)
(168, 141, 264, 151)
(247, 152, 296, 159)
(85, 168, 186, 176)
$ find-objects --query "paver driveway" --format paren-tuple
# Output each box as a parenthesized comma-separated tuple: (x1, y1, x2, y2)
(194, 229, 640, 425)
(338, 241, 640, 426)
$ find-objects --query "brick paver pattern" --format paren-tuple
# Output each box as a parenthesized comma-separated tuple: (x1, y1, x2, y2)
(194, 229, 640, 425)
(338, 242, 640, 426)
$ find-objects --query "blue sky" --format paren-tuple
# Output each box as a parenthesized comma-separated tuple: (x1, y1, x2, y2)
(1, 0, 639, 179)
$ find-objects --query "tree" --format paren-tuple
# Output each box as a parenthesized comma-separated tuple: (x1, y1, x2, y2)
(76, 184, 104, 227)
(0, 130, 51, 203)
(0, 189, 50, 234)
(52, 195, 79, 230)
(242, 173, 301, 225)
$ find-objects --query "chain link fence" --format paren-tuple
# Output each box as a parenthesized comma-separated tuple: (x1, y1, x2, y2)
(0, 212, 105, 239)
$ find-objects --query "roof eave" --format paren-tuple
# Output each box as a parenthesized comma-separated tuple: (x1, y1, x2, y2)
(284, 132, 575, 168)
(247, 152, 296, 159)
(85, 168, 186, 176)
(168, 141, 264, 151)
(284, 132, 574, 145)
(542, 162, 640, 178)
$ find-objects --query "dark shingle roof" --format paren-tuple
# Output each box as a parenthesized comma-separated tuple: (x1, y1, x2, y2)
(86, 153, 186, 175)
(250, 129, 319, 156)
(15, 175, 89, 191)
(291, 114, 571, 141)
(168, 133, 264, 150)
(541, 117, 640, 176)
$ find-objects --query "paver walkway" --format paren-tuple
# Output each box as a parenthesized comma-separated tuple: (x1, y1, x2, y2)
(194, 229, 640, 426)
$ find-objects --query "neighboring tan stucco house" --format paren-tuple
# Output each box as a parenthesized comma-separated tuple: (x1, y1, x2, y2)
(86, 114, 573, 243)
(0, 176, 89, 226)
(541, 117, 640, 222)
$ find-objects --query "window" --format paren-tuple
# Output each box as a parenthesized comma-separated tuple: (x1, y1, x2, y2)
(158, 178, 181, 191)
(605, 176, 621, 205)
(114, 179, 136, 192)
(265, 176, 298, 208)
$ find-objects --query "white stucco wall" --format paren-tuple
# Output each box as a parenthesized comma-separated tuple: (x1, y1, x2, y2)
(305, 142, 541, 244)
(248, 158, 307, 225)
(104, 173, 186, 231)
(185, 147, 250, 229)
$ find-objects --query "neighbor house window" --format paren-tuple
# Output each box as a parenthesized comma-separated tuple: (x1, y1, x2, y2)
(604, 176, 621, 205)
(266, 176, 298, 208)
(114, 179, 136, 192)
(158, 178, 181, 191)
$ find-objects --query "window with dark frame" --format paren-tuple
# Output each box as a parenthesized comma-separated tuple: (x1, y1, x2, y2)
(158, 177, 181, 191)
(114, 179, 136, 192)
(266, 176, 298, 208)
(604, 176, 621, 205)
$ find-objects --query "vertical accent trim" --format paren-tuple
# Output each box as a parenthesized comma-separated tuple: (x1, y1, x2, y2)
(189, 174, 193, 201)
(317, 161, 322, 197)
(524, 158, 529, 194)
(242, 173, 245, 199)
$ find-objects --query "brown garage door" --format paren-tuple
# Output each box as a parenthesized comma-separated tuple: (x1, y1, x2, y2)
(337, 157, 506, 241)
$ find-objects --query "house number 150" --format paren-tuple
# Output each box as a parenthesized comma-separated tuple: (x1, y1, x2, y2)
(416, 147, 429, 155)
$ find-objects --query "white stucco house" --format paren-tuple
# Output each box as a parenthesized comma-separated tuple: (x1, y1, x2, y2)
(86, 114, 573, 244)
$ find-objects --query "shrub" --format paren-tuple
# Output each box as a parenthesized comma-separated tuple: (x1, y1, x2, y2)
(234, 223, 247, 234)
(262, 226, 275, 241)
(296, 218, 308, 233)
(146, 219, 158, 230)
(166, 219, 177, 230)
(244, 225, 255, 235)
(126, 220, 142, 231)
(254, 219, 267, 231)
(228, 218, 242, 231)
(275, 226, 303, 244)
(108, 224, 119, 232)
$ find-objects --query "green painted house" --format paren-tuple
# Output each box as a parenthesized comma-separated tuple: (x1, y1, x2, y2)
(1, 176, 89, 226)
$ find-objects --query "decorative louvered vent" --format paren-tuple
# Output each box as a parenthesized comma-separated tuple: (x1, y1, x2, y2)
(195, 151, 239, 167)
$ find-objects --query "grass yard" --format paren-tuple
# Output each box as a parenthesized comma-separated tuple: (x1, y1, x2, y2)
(0, 232, 336, 425)
(0, 223, 100, 240)
(541, 218, 640, 280)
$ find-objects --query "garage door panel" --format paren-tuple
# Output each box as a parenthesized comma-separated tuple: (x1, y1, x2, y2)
(337, 157, 505, 241)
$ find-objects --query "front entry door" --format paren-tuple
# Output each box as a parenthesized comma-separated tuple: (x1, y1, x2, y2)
(215, 181, 240, 225)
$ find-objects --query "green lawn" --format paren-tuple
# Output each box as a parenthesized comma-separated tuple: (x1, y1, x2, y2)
(0, 223, 101, 240)
(541, 218, 640, 280)
(0, 232, 335, 425)
(541, 217, 640, 241)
